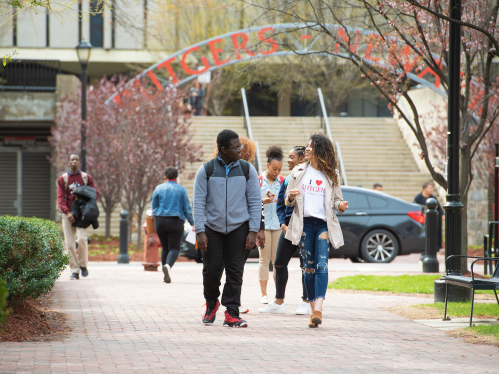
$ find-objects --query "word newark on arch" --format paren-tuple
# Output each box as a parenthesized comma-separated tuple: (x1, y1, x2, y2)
(106, 23, 445, 104)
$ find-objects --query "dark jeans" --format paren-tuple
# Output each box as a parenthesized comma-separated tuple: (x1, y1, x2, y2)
(154, 216, 184, 268)
(275, 231, 307, 300)
(202, 221, 249, 315)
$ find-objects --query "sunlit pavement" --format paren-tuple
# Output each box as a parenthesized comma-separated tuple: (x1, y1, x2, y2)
(0, 254, 496, 374)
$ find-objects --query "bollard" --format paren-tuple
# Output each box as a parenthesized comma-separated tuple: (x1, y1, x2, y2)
(117, 210, 130, 264)
(423, 198, 439, 273)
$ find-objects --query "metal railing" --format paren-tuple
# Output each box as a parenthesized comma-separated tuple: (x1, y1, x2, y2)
(317, 88, 348, 186)
(241, 88, 263, 175)
(0, 60, 61, 91)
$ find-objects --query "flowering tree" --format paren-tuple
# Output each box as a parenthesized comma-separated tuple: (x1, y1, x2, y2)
(247, 0, 499, 270)
(111, 79, 203, 249)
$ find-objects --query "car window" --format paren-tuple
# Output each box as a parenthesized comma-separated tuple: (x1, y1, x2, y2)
(356, 193, 369, 209)
(368, 194, 389, 208)
(342, 191, 356, 209)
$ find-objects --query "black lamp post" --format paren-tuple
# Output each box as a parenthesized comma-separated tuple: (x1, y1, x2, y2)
(434, 0, 471, 303)
(75, 40, 92, 172)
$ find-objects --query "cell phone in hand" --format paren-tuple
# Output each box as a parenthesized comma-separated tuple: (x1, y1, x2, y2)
(257, 237, 264, 249)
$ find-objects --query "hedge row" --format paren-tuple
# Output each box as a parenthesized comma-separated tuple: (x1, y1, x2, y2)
(0, 215, 69, 302)
(0, 279, 8, 324)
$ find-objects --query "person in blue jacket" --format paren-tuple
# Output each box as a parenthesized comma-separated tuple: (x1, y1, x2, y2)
(152, 166, 194, 284)
(259, 145, 309, 315)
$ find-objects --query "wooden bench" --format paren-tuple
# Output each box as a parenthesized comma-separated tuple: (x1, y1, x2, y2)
(443, 255, 499, 326)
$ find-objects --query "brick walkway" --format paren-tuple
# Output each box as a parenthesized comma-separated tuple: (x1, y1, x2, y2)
(0, 257, 497, 373)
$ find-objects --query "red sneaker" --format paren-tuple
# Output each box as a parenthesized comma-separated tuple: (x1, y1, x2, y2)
(202, 300, 219, 325)
(223, 310, 248, 328)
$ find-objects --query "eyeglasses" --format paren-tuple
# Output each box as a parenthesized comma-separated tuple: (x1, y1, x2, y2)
(228, 145, 244, 152)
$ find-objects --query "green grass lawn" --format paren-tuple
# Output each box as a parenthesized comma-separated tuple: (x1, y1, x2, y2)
(466, 325, 499, 338)
(329, 274, 494, 295)
(329, 275, 441, 293)
(412, 302, 499, 317)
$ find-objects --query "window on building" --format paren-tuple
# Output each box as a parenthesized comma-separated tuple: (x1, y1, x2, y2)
(90, 0, 103, 48)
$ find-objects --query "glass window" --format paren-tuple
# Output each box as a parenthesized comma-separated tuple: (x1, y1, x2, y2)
(356, 193, 370, 209)
(90, 0, 103, 48)
(368, 195, 389, 208)
(342, 191, 355, 209)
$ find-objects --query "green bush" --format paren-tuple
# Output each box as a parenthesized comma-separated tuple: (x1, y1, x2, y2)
(0, 279, 8, 324)
(0, 215, 69, 302)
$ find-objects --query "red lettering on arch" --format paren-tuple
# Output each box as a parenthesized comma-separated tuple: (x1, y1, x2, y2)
(417, 66, 441, 87)
(208, 38, 231, 66)
(258, 27, 278, 55)
(334, 28, 358, 54)
(147, 71, 164, 90)
(158, 57, 179, 85)
(232, 32, 256, 59)
(181, 46, 210, 76)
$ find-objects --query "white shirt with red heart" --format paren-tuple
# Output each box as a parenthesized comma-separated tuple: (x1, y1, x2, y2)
(301, 165, 327, 221)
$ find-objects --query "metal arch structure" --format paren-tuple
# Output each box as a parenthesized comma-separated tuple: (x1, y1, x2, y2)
(106, 23, 448, 104)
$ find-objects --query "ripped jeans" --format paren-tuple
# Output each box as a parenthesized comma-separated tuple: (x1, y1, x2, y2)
(300, 217, 330, 301)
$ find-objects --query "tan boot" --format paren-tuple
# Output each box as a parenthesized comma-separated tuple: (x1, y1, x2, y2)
(308, 315, 318, 328)
(311, 310, 322, 325)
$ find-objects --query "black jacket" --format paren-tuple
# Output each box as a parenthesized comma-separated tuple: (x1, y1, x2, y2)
(71, 185, 100, 229)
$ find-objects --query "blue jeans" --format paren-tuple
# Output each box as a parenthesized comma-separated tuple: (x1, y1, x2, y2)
(300, 217, 330, 301)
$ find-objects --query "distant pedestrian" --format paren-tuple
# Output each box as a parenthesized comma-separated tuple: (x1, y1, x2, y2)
(259, 145, 310, 315)
(57, 153, 99, 280)
(257, 145, 285, 304)
(373, 183, 383, 191)
(414, 182, 444, 249)
(188, 80, 205, 116)
(194, 129, 261, 327)
(285, 134, 348, 328)
(152, 167, 194, 283)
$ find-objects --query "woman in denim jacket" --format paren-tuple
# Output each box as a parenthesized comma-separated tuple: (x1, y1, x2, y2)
(152, 167, 194, 283)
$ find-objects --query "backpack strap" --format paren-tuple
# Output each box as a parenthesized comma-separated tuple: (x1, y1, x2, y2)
(258, 175, 263, 186)
(203, 159, 217, 183)
(239, 160, 250, 181)
(279, 175, 285, 185)
(81, 172, 88, 186)
(62, 173, 68, 192)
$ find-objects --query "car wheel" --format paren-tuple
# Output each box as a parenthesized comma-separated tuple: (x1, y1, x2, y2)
(360, 229, 399, 263)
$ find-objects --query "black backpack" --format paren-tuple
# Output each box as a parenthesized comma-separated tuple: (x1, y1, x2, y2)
(204, 158, 251, 182)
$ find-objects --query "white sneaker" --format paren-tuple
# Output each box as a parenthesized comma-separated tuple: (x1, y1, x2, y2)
(162, 264, 171, 283)
(258, 302, 285, 313)
(294, 301, 311, 315)
(239, 306, 249, 314)
(261, 295, 269, 304)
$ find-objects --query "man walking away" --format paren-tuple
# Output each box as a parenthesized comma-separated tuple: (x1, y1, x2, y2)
(414, 182, 444, 251)
(193, 129, 261, 328)
(57, 153, 99, 280)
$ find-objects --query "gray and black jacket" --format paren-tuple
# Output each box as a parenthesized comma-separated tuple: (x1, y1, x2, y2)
(193, 157, 261, 235)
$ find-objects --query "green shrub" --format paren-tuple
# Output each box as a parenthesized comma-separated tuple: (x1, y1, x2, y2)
(0, 215, 70, 302)
(0, 279, 8, 325)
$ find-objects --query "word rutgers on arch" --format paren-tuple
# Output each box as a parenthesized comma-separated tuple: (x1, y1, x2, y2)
(106, 23, 445, 104)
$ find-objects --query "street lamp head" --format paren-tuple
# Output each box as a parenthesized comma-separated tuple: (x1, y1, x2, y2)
(76, 40, 93, 65)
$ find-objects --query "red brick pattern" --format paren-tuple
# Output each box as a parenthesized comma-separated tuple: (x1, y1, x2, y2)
(0, 259, 497, 373)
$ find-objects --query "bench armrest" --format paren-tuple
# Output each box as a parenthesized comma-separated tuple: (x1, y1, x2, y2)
(445, 255, 499, 281)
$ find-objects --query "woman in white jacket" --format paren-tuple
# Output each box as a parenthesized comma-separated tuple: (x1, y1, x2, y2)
(285, 134, 349, 328)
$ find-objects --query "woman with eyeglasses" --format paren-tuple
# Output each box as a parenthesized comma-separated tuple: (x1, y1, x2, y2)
(258, 145, 285, 304)
(285, 134, 348, 327)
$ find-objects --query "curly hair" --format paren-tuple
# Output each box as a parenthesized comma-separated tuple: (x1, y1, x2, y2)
(241, 136, 257, 162)
(309, 134, 339, 186)
(266, 145, 283, 163)
(211, 136, 256, 161)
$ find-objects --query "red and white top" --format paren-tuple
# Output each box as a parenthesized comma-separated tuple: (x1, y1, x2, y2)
(301, 165, 327, 221)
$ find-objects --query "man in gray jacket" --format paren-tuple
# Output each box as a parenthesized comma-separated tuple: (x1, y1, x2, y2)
(194, 129, 261, 327)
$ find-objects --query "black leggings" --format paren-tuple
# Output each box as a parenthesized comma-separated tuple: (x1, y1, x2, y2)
(274, 231, 307, 300)
(154, 216, 184, 268)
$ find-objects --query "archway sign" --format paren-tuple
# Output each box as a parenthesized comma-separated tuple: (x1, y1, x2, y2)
(106, 23, 447, 104)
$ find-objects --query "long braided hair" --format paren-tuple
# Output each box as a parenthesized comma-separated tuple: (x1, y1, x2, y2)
(309, 133, 339, 186)
(292, 145, 306, 161)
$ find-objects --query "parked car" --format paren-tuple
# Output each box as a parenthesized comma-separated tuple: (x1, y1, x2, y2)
(333, 187, 425, 263)
(182, 187, 425, 264)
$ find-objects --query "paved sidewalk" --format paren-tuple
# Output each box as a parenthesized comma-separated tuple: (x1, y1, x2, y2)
(0, 257, 497, 373)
